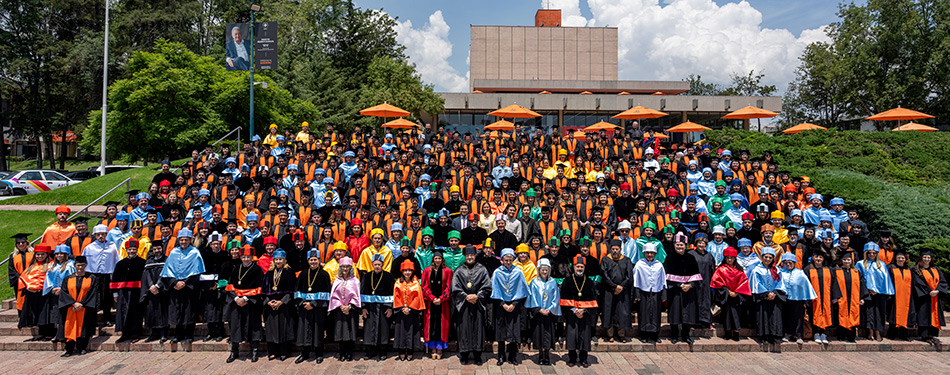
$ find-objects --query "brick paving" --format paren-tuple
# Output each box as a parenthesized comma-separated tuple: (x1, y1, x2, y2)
(0, 350, 947, 375)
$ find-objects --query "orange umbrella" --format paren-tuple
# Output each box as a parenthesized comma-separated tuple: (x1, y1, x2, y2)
(484, 120, 515, 131)
(617, 91, 631, 95)
(381, 118, 419, 129)
(892, 122, 938, 132)
(866, 107, 934, 122)
(360, 102, 410, 118)
(782, 122, 828, 134)
(539, 90, 552, 94)
(722, 106, 779, 120)
(613, 105, 669, 120)
(645, 132, 669, 139)
(651, 91, 666, 95)
(666, 121, 712, 133)
(571, 131, 587, 140)
(472, 90, 484, 93)
(583, 121, 620, 132)
(487, 104, 541, 119)
(480, 131, 512, 139)
(579, 91, 593, 95)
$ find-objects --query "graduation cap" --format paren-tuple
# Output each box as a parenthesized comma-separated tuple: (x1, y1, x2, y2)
(802, 223, 817, 230)
(879, 230, 892, 237)
(11, 233, 31, 242)
(145, 208, 159, 215)
(71, 216, 89, 224)
(126, 189, 141, 197)
(103, 201, 120, 207)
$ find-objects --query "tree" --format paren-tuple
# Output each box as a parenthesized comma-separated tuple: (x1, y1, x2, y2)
(354, 56, 444, 131)
(681, 74, 723, 96)
(719, 70, 777, 97)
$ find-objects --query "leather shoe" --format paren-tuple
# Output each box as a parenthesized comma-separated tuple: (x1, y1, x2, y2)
(79, 350, 89, 355)
(61, 352, 72, 358)
(250, 349, 259, 362)
(170, 338, 180, 344)
(315, 357, 323, 364)
(496, 358, 504, 366)
(581, 360, 591, 368)
(295, 355, 308, 364)
(227, 352, 238, 363)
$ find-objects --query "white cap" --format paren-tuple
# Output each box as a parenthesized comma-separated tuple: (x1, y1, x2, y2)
(642, 243, 657, 253)
(645, 147, 654, 154)
(93, 224, 109, 234)
(618, 220, 632, 230)
(713, 225, 726, 235)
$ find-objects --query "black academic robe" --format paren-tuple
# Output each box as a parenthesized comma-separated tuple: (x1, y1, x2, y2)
(359, 270, 395, 347)
(295, 267, 332, 348)
(163, 273, 200, 327)
(199, 247, 229, 324)
(140, 256, 168, 329)
(560, 273, 599, 351)
(713, 267, 749, 332)
(111, 256, 146, 335)
(599, 255, 634, 330)
(690, 249, 716, 325)
(263, 267, 296, 343)
(912, 266, 947, 331)
(754, 287, 785, 338)
(804, 264, 838, 330)
(488, 230, 519, 253)
(665, 252, 700, 326)
(226, 263, 264, 343)
(834, 267, 867, 331)
(475, 253, 501, 275)
(58, 274, 99, 342)
(635, 283, 667, 334)
(451, 261, 492, 352)
(392, 253, 423, 280)
(542, 251, 572, 280)
(218, 258, 241, 318)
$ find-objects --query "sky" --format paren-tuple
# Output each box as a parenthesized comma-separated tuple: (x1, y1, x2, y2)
(355, 0, 861, 93)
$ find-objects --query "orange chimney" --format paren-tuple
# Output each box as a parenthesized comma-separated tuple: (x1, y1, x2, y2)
(535, 9, 561, 27)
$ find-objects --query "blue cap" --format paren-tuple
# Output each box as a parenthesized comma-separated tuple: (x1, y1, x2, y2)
(790, 209, 802, 217)
(135, 192, 150, 201)
(819, 213, 832, 222)
(830, 197, 844, 206)
(385, 134, 393, 138)
(225, 157, 236, 164)
(273, 249, 287, 259)
(246, 213, 259, 222)
(322, 177, 334, 184)
(308, 248, 321, 259)
(390, 222, 403, 232)
(54, 244, 71, 254)
(276, 135, 285, 141)
(420, 174, 431, 181)
(864, 242, 880, 252)
(702, 167, 713, 174)
(251, 135, 261, 142)
(439, 208, 450, 217)
(781, 252, 797, 263)
(343, 151, 355, 158)
(688, 159, 697, 166)
(240, 165, 250, 172)
(721, 170, 734, 177)
(315, 168, 325, 175)
(738, 238, 752, 248)
(178, 228, 193, 238)
(500, 248, 515, 258)
(278, 188, 289, 196)
(198, 189, 210, 197)
(729, 193, 745, 201)
(116, 212, 130, 221)
(760, 246, 775, 256)
(288, 163, 298, 170)
(810, 193, 824, 203)
(423, 144, 432, 150)
(721, 149, 732, 156)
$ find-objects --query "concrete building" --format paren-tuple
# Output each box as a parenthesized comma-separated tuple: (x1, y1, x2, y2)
(432, 9, 781, 136)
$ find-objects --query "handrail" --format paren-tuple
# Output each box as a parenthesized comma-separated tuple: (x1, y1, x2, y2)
(28, 176, 132, 246)
(171, 126, 243, 174)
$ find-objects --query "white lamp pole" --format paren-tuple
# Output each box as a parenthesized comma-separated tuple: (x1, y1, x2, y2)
(99, 0, 110, 176)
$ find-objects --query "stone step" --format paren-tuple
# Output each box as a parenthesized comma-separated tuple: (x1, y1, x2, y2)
(0, 334, 941, 353)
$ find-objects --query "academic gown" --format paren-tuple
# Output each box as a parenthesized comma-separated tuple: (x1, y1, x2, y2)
(912, 266, 947, 331)
(665, 251, 702, 326)
(599, 255, 634, 330)
(199, 247, 230, 324)
(834, 267, 867, 330)
(886, 264, 916, 329)
(779, 267, 817, 337)
(805, 265, 837, 330)
(43, 262, 75, 340)
(360, 270, 395, 346)
(526, 276, 561, 349)
(855, 260, 893, 332)
(328, 276, 361, 342)
(559, 273, 599, 351)
(633, 259, 667, 333)
(422, 265, 452, 347)
(161, 246, 205, 327)
(710, 264, 751, 331)
(17, 263, 47, 329)
(490, 265, 529, 342)
(689, 249, 716, 325)
(58, 273, 99, 342)
(451, 261, 492, 352)
(392, 278, 425, 350)
(749, 264, 785, 337)
(262, 267, 297, 344)
(111, 256, 146, 335)
(140, 256, 169, 329)
(225, 263, 264, 343)
(295, 267, 332, 348)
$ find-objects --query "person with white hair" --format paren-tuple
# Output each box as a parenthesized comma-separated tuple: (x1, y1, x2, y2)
(82, 224, 119, 326)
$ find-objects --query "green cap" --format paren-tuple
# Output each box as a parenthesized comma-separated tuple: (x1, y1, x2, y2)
(526, 188, 537, 197)
(578, 236, 592, 247)
(400, 236, 412, 248)
(447, 230, 461, 240)
(662, 225, 675, 234)
(548, 237, 560, 247)
(421, 227, 435, 238)
(559, 229, 572, 237)
(642, 221, 658, 230)
(715, 180, 727, 188)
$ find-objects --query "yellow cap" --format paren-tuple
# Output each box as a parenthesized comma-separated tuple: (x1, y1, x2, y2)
(334, 241, 347, 250)
(771, 210, 785, 220)
(370, 228, 385, 238)
(449, 185, 460, 193)
(516, 243, 529, 253)
(269, 123, 278, 129)
(301, 121, 309, 127)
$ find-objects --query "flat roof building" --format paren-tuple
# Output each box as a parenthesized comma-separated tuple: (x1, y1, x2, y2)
(431, 9, 781, 135)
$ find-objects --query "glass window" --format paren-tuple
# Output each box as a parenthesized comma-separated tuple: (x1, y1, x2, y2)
(19, 171, 42, 180)
(43, 172, 67, 181)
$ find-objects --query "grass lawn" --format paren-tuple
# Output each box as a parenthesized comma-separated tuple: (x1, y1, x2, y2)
(0, 210, 58, 300)
(6, 158, 104, 172)
(0, 166, 158, 206)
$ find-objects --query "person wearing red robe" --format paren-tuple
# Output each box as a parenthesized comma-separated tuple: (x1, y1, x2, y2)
(710, 247, 751, 341)
(421, 251, 452, 359)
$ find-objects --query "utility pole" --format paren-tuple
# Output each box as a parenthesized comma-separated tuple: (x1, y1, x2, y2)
(99, 0, 110, 176)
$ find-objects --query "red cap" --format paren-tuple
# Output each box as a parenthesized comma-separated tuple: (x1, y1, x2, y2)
(668, 188, 679, 197)
(467, 213, 478, 221)
(263, 236, 278, 245)
(159, 180, 171, 187)
(292, 230, 306, 242)
(55, 205, 70, 214)
(350, 218, 363, 227)
(620, 182, 631, 191)
(34, 244, 52, 253)
(240, 244, 254, 257)
(573, 254, 586, 266)
(212, 204, 223, 215)
(127, 237, 139, 248)
(698, 213, 709, 222)
(783, 184, 797, 193)
(723, 246, 738, 257)
(741, 212, 754, 221)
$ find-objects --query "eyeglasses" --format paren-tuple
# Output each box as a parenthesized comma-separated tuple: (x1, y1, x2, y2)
(15, 241, 27, 245)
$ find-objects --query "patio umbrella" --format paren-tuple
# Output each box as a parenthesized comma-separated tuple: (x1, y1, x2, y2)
(583, 121, 620, 132)
(892, 122, 938, 132)
(782, 122, 828, 134)
(644, 132, 669, 139)
(539, 90, 552, 94)
(579, 91, 593, 95)
(480, 131, 512, 139)
(572, 131, 587, 140)
(381, 118, 419, 129)
(484, 120, 515, 131)
(722, 106, 779, 120)
(666, 121, 712, 133)
(488, 104, 541, 119)
(617, 91, 631, 95)
(651, 91, 666, 95)
(360, 102, 410, 118)
(612, 105, 669, 121)
(866, 107, 934, 126)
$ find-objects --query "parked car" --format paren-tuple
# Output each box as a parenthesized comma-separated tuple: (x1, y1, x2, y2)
(87, 165, 142, 175)
(0, 169, 78, 196)
(65, 170, 101, 181)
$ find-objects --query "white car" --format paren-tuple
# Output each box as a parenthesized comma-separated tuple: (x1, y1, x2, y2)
(0, 169, 78, 195)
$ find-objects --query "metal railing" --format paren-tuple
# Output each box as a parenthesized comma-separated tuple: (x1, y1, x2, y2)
(171, 126, 243, 174)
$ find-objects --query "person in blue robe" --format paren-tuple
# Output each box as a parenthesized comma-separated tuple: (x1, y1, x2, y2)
(525, 258, 560, 365)
(855, 242, 893, 341)
(160, 228, 206, 344)
(749, 246, 785, 351)
(489, 248, 529, 365)
(778, 252, 817, 344)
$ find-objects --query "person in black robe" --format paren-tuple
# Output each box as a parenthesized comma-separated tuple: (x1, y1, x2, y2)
(199, 233, 230, 342)
(217, 240, 243, 341)
(542, 237, 572, 281)
(262, 250, 296, 360)
(712, 247, 750, 341)
(834, 253, 866, 342)
(488, 217, 520, 251)
(161, 231, 205, 345)
(141, 242, 169, 342)
(689, 236, 716, 330)
(392, 237, 422, 279)
(665, 234, 701, 344)
(329, 257, 360, 362)
(58, 257, 98, 357)
(491, 248, 528, 366)
(752, 249, 785, 351)
(476, 239, 502, 275)
(111, 239, 146, 342)
(451, 245, 491, 365)
(599, 239, 633, 342)
(885, 251, 916, 341)
(560, 255, 598, 368)
(295, 249, 331, 364)
(360, 254, 395, 360)
(225, 245, 263, 363)
(912, 251, 947, 345)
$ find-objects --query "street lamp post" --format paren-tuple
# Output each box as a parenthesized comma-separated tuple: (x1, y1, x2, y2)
(100, 0, 110, 176)
(249, 1, 261, 142)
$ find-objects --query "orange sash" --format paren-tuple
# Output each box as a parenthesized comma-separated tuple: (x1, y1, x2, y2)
(890, 267, 913, 328)
(922, 268, 942, 328)
(393, 279, 425, 310)
(13, 252, 33, 310)
(835, 268, 861, 329)
(64, 276, 92, 341)
(808, 268, 833, 329)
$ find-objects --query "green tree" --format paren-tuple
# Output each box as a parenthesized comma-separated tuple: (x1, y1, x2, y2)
(681, 74, 723, 96)
(354, 56, 444, 131)
(719, 70, 777, 97)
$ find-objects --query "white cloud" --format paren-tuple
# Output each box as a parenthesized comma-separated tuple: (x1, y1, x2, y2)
(554, 0, 832, 90)
(393, 10, 469, 92)
(542, 0, 591, 26)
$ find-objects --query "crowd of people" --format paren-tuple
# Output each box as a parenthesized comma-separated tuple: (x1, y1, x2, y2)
(7, 121, 948, 366)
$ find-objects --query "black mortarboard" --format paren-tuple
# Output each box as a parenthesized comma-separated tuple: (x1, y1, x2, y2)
(879, 230, 892, 237)
(103, 201, 120, 207)
(11, 233, 31, 241)
(145, 208, 158, 215)
(74, 256, 88, 264)
(463, 245, 478, 255)
(73, 216, 89, 224)
(127, 189, 141, 196)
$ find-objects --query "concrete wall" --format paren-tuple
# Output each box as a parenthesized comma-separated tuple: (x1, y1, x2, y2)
(470, 25, 619, 90)
(439, 93, 782, 114)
